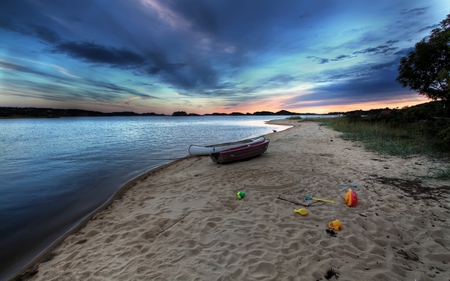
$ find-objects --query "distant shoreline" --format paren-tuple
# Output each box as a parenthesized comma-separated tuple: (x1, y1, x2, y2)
(0, 107, 342, 119)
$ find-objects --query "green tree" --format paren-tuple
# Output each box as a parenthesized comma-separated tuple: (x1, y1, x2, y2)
(397, 14, 450, 113)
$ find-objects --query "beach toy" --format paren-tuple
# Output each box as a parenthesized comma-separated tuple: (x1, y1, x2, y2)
(294, 208, 308, 216)
(305, 196, 334, 204)
(237, 191, 245, 199)
(344, 189, 358, 207)
(340, 184, 357, 188)
(328, 219, 342, 231)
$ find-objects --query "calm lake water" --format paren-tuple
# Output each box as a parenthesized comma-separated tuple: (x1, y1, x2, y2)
(0, 115, 293, 280)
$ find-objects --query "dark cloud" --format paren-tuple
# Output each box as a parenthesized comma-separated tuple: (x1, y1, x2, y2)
(418, 24, 440, 32)
(308, 54, 354, 64)
(85, 79, 156, 99)
(1, 88, 70, 103)
(0, 60, 32, 71)
(160, 0, 351, 59)
(201, 74, 300, 99)
(0, 18, 61, 44)
(261, 74, 297, 88)
(0, 5, 219, 91)
(353, 45, 398, 55)
(394, 47, 414, 56)
(179, 88, 235, 98)
(1, 60, 154, 102)
(2, 77, 81, 102)
(370, 61, 397, 71)
(0, 60, 66, 80)
(148, 63, 187, 75)
(12, 28, 218, 90)
(150, 57, 219, 90)
(400, 7, 428, 16)
(386, 40, 399, 44)
(306, 56, 330, 64)
(224, 103, 239, 108)
(27, 24, 61, 44)
(282, 59, 413, 109)
(0, 18, 32, 36)
(331, 55, 352, 62)
(54, 41, 144, 68)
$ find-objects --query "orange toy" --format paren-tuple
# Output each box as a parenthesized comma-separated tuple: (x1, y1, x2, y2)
(328, 219, 342, 231)
(344, 188, 358, 207)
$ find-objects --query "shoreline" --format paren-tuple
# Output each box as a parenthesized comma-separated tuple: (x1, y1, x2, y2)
(13, 156, 191, 280)
(10, 119, 290, 281)
(17, 120, 450, 281)
(13, 120, 289, 280)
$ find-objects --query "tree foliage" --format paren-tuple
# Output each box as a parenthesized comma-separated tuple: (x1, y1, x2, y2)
(397, 14, 450, 105)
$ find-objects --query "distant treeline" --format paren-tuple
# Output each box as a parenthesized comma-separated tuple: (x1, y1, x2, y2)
(0, 107, 340, 118)
(170, 110, 340, 116)
(2, 103, 445, 119)
(0, 107, 164, 118)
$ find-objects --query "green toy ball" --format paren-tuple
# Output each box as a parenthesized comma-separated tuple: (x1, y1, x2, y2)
(237, 191, 245, 199)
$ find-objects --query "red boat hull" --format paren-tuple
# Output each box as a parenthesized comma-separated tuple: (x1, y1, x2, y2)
(210, 139, 270, 164)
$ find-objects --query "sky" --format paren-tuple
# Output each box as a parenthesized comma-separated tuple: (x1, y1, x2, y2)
(1, 0, 449, 115)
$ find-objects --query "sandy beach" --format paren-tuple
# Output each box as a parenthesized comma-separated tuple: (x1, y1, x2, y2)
(19, 120, 449, 281)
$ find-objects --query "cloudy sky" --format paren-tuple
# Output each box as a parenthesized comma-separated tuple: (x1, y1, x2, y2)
(1, 0, 449, 114)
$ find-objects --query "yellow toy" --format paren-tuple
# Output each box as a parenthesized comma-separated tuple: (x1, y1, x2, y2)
(294, 208, 308, 215)
(305, 196, 334, 204)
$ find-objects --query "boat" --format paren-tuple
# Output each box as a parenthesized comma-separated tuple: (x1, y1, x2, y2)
(189, 136, 266, 156)
(210, 138, 270, 164)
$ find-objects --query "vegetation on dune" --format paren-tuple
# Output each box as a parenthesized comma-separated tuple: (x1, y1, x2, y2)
(318, 104, 450, 157)
(287, 116, 303, 120)
(309, 103, 450, 180)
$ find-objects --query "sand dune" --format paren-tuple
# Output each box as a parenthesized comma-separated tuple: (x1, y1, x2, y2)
(22, 120, 449, 281)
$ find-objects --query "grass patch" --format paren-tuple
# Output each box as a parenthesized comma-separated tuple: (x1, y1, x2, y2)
(316, 116, 450, 181)
(318, 117, 449, 157)
(433, 167, 450, 180)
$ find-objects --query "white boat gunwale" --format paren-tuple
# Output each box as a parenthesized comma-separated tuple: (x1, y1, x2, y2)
(188, 136, 266, 156)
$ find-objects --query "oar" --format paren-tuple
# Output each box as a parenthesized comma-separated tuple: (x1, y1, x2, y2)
(305, 196, 334, 204)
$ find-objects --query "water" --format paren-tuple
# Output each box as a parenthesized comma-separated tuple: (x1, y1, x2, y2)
(0, 115, 291, 280)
